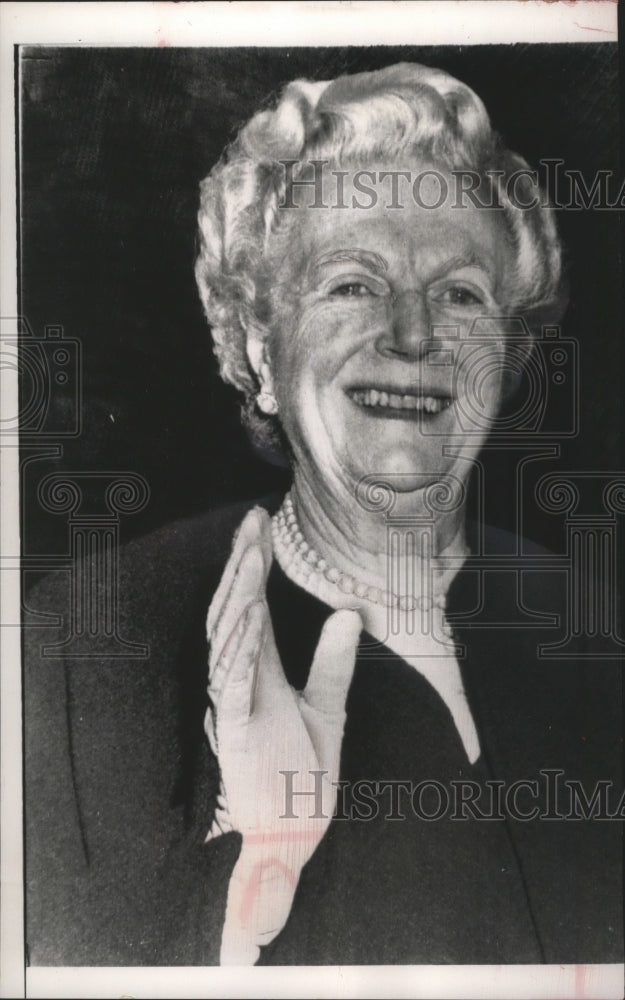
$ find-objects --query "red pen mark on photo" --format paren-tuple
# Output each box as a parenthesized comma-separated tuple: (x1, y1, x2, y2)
(243, 829, 322, 847)
(573, 22, 616, 34)
(238, 857, 298, 924)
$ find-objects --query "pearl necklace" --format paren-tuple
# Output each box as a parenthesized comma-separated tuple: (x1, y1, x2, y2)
(271, 492, 465, 614)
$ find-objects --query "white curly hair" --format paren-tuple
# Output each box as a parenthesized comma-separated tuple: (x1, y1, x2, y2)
(195, 62, 564, 449)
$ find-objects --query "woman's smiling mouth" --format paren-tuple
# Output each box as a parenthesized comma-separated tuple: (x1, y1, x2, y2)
(347, 387, 454, 417)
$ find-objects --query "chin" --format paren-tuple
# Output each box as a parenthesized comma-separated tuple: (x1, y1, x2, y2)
(349, 446, 452, 494)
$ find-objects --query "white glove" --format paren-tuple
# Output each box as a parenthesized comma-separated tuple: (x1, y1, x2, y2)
(205, 507, 361, 965)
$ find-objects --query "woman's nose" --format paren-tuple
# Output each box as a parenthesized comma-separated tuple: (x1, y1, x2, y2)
(375, 289, 431, 360)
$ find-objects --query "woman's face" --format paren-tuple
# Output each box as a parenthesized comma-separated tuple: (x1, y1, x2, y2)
(264, 162, 513, 500)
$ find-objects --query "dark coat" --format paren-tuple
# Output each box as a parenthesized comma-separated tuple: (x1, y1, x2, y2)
(24, 497, 623, 965)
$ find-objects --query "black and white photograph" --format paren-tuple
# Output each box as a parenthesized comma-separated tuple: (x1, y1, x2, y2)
(1, 2, 623, 997)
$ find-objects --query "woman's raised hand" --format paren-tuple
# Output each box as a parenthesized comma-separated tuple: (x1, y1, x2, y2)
(205, 507, 362, 965)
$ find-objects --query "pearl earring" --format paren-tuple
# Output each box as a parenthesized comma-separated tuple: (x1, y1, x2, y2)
(257, 362, 277, 415)
(257, 390, 278, 415)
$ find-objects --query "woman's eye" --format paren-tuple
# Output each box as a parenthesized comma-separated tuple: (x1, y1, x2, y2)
(330, 282, 373, 297)
(436, 286, 485, 307)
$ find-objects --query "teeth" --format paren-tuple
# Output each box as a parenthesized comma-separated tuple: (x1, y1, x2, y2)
(351, 389, 451, 413)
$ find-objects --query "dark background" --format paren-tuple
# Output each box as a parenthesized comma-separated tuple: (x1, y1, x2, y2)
(18, 45, 622, 561)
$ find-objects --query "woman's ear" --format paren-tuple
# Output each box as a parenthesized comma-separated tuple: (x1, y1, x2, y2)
(245, 330, 265, 381)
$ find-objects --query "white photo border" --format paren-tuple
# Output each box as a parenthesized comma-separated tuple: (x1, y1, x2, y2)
(1, 3, 621, 999)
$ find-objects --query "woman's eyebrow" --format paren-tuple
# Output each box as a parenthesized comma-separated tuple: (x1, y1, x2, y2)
(312, 249, 389, 273)
(431, 251, 493, 280)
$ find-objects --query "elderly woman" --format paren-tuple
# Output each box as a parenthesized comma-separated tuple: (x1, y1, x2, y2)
(192, 61, 620, 965)
(25, 62, 621, 967)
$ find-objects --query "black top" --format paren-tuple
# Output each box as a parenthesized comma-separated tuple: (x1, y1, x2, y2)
(24, 497, 623, 965)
